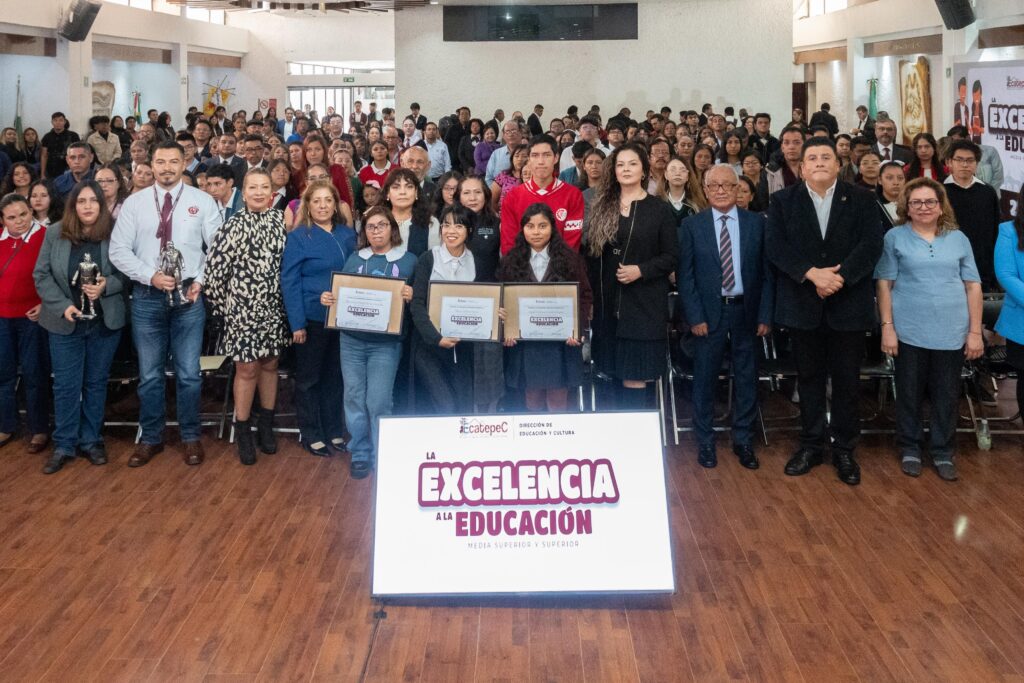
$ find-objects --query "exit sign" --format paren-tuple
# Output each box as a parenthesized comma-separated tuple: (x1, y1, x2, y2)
(343, 77, 355, 83)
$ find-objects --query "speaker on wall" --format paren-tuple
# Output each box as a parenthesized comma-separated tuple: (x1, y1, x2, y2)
(58, 0, 102, 42)
(933, 0, 975, 31)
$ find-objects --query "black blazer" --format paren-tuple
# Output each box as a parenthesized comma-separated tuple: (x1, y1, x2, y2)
(677, 208, 774, 333)
(410, 248, 493, 347)
(872, 143, 914, 165)
(588, 195, 679, 341)
(765, 180, 883, 331)
(809, 110, 839, 138)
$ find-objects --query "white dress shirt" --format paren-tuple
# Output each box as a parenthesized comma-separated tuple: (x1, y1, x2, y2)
(807, 180, 837, 239)
(430, 244, 475, 282)
(398, 217, 441, 251)
(109, 181, 222, 286)
(711, 206, 743, 296)
(530, 245, 550, 282)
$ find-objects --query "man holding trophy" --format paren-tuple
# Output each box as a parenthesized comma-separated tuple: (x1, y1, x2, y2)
(110, 140, 222, 467)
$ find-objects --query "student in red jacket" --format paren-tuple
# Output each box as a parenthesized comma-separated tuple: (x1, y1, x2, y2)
(500, 134, 584, 255)
(0, 193, 49, 452)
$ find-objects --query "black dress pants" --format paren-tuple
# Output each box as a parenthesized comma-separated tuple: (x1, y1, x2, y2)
(293, 321, 344, 443)
(894, 341, 963, 462)
(791, 326, 864, 454)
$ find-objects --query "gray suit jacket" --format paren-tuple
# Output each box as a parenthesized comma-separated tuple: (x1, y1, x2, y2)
(33, 222, 128, 335)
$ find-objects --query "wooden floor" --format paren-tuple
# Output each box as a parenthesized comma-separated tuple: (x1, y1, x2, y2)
(2, 417, 1024, 683)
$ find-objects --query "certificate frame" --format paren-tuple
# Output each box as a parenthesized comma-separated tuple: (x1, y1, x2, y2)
(427, 281, 503, 343)
(503, 282, 580, 340)
(325, 272, 406, 335)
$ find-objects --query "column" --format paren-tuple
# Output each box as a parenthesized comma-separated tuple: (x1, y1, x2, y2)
(171, 42, 189, 122)
(58, 35, 93, 137)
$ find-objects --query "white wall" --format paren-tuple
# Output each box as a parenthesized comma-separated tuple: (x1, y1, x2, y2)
(227, 10, 395, 114)
(395, 0, 792, 126)
(92, 59, 179, 121)
(0, 54, 69, 131)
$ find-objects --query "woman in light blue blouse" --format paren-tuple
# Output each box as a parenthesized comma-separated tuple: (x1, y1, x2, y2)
(875, 177, 983, 482)
(993, 182, 1024, 422)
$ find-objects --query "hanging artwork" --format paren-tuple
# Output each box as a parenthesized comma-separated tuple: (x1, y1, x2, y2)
(899, 56, 931, 145)
(92, 80, 116, 117)
(202, 76, 235, 116)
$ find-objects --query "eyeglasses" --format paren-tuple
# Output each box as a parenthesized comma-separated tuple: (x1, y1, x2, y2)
(705, 183, 737, 192)
(950, 156, 977, 165)
(365, 222, 390, 232)
(908, 199, 940, 209)
(96, 178, 118, 185)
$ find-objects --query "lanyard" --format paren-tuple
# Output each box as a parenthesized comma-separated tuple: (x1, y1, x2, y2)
(153, 184, 185, 220)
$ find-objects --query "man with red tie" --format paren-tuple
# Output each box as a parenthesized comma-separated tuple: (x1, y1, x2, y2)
(109, 140, 222, 468)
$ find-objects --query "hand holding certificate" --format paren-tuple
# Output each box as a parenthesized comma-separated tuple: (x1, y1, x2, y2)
(428, 282, 502, 343)
(325, 273, 407, 335)
(502, 283, 580, 344)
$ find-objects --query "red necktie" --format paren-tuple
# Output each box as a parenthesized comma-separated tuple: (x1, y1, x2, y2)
(719, 216, 735, 291)
(882, 148, 891, 161)
(157, 191, 173, 249)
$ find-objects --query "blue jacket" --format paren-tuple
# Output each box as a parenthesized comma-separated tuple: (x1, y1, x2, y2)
(281, 223, 357, 331)
(994, 220, 1024, 344)
(677, 207, 775, 332)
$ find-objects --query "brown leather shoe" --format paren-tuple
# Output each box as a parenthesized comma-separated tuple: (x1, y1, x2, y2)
(26, 434, 51, 454)
(129, 442, 163, 467)
(183, 440, 204, 466)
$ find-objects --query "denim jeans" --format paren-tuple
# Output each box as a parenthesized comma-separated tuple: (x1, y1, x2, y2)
(49, 321, 121, 453)
(0, 317, 49, 434)
(340, 333, 402, 463)
(131, 287, 206, 444)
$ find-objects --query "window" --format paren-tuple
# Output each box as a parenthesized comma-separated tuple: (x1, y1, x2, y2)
(443, 4, 638, 42)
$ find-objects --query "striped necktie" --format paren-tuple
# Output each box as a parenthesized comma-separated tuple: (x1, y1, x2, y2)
(719, 215, 735, 292)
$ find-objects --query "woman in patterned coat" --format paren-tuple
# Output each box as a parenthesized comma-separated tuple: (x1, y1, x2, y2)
(204, 168, 291, 465)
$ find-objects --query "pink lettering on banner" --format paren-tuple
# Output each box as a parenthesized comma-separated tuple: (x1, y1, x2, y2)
(418, 459, 620, 507)
(454, 508, 594, 537)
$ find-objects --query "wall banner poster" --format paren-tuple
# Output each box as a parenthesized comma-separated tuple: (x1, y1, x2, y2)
(953, 60, 1024, 218)
(371, 411, 675, 597)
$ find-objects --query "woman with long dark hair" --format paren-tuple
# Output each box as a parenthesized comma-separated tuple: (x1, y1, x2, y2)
(457, 118, 485, 175)
(33, 180, 127, 473)
(585, 142, 679, 407)
(1, 161, 37, 196)
(154, 112, 175, 143)
(906, 132, 947, 181)
(432, 171, 463, 222)
(379, 167, 439, 256)
(500, 203, 592, 412)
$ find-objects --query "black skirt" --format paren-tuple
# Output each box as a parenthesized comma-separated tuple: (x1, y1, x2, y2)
(592, 317, 665, 382)
(505, 340, 583, 390)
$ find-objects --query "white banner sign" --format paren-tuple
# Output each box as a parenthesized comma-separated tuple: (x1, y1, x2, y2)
(372, 412, 675, 597)
(953, 59, 1024, 217)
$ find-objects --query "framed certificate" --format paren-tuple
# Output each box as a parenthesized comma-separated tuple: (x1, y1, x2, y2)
(503, 282, 580, 341)
(325, 272, 406, 335)
(427, 281, 503, 343)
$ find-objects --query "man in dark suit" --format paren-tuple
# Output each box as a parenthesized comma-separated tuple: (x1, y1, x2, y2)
(276, 107, 297, 140)
(527, 104, 545, 137)
(809, 103, 839, 139)
(678, 165, 775, 469)
(409, 103, 427, 131)
(241, 134, 267, 173)
(851, 105, 875, 142)
(766, 137, 883, 486)
(953, 77, 969, 127)
(213, 133, 247, 187)
(871, 118, 913, 164)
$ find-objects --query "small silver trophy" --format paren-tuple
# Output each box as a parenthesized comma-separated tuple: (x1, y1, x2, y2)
(70, 252, 100, 320)
(159, 241, 189, 306)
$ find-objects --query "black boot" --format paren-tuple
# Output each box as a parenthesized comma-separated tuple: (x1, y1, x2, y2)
(236, 418, 257, 466)
(257, 407, 277, 454)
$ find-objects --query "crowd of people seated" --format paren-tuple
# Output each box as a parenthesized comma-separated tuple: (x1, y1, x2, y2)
(0, 98, 1019, 485)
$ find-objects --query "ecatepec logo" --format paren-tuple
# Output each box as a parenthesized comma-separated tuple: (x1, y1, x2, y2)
(188, 205, 199, 215)
(458, 417, 510, 438)
(555, 208, 568, 222)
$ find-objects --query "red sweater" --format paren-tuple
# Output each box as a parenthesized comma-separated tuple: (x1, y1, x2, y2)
(500, 178, 585, 255)
(0, 226, 44, 318)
